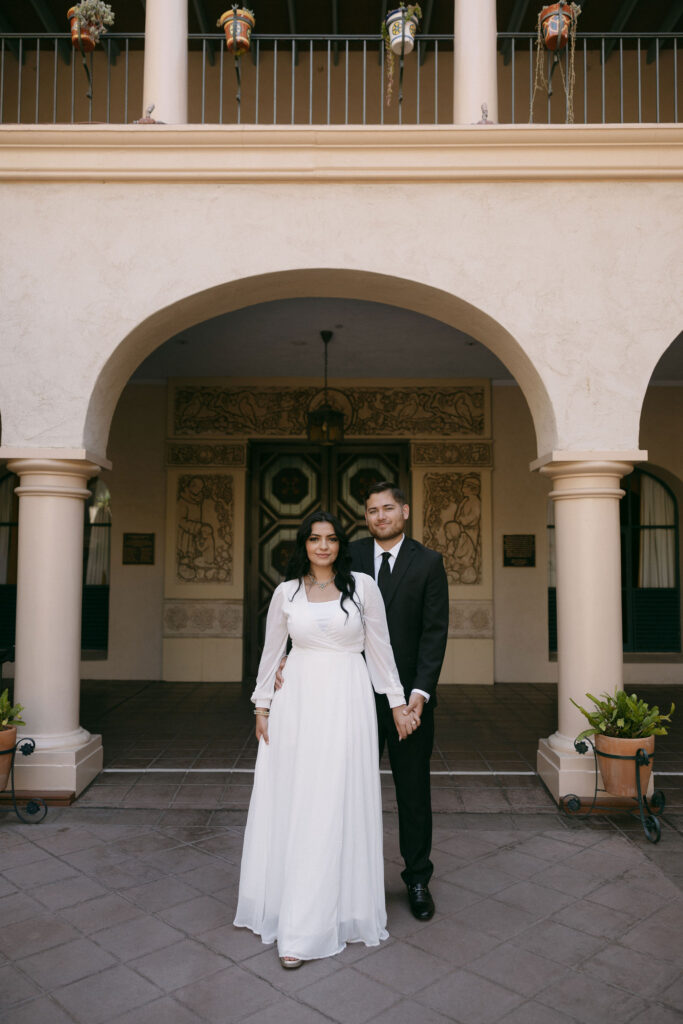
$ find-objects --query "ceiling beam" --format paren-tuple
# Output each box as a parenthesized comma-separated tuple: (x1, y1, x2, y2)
(331, 0, 339, 66)
(192, 0, 215, 66)
(0, 10, 22, 62)
(647, 0, 683, 63)
(602, 0, 640, 62)
(29, 0, 74, 65)
(500, 0, 531, 66)
(287, 1, 298, 66)
(419, 0, 434, 66)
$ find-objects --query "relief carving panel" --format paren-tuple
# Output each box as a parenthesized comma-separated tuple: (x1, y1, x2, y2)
(412, 442, 492, 467)
(164, 600, 243, 638)
(173, 385, 486, 438)
(448, 601, 494, 639)
(167, 443, 246, 467)
(423, 472, 482, 585)
(176, 473, 233, 584)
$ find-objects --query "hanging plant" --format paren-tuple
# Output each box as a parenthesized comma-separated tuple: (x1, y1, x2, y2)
(67, 2, 115, 101)
(381, 4, 422, 107)
(530, 2, 581, 123)
(218, 6, 256, 55)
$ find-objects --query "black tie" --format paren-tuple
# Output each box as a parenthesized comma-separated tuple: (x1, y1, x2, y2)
(377, 551, 392, 599)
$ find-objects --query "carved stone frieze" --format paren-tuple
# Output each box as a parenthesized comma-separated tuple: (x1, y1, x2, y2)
(412, 442, 492, 467)
(448, 601, 494, 639)
(175, 473, 233, 584)
(163, 600, 243, 638)
(172, 384, 486, 438)
(167, 443, 247, 467)
(424, 472, 482, 585)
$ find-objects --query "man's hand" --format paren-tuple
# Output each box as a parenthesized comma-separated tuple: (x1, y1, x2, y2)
(392, 703, 420, 741)
(274, 656, 287, 691)
(406, 692, 426, 725)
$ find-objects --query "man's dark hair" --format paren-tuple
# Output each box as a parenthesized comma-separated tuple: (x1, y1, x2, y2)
(365, 481, 408, 506)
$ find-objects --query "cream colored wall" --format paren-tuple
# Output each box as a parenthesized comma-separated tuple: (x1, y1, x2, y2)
(492, 383, 556, 683)
(80, 380, 166, 680)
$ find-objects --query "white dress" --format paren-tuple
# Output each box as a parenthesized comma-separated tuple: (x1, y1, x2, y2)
(234, 571, 406, 960)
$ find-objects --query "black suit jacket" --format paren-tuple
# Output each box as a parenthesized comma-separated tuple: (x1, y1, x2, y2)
(350, 536, 449, 707)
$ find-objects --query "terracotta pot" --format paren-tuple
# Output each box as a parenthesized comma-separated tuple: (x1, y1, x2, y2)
(539, 2, 575, 52)
(218, 9, 256, 55)
(385, 8, 420, 56)
(67, 7, 97, 53)
(596, 733, 655, 798)
(0, 725, 17, 793)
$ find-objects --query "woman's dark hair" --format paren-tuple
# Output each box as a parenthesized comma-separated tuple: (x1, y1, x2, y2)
(285, 510, 359, 618)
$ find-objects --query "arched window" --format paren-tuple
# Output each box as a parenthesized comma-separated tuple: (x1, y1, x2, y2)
(548, 468, 681, 654)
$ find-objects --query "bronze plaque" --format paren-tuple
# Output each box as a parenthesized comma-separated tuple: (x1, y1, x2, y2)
(503, 534, 535, 567)
(123, 533, 155, 565)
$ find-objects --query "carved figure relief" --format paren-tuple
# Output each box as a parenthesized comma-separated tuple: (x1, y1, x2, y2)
(163, 600, 243, 637)
(412, 442, 492, 467)
(173, 385, 486, 438)
(176, 473, 233, 583)
(424, 472, 482, 585)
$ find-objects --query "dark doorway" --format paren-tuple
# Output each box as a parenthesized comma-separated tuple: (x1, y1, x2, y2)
(245, 442, 410, 677)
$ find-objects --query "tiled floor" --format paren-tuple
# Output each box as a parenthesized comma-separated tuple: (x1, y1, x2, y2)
(1, 682, 681, 1023)
(77, 681, 683, 815)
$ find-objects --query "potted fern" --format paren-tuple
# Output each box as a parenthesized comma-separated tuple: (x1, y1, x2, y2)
(571, 689, 675, 797)
(0, 688, 25, 793)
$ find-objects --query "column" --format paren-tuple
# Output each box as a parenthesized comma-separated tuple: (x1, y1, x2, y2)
(536, 460, 633, 802)
(453, 0, 498, 124)
(7, 459, 103, 796)
(142, 0, 188, 123)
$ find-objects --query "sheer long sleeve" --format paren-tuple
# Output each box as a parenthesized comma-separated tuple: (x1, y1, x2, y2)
(358, 574, 406, 709)
(251, 583, 290, 708)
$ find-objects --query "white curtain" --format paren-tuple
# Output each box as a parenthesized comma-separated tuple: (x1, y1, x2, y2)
(638, 475, 675, 588)
(0, 475, 16, 585)
(85, 480, 112, 586)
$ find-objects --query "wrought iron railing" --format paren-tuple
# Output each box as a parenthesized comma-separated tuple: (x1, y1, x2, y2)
(0, 31, 679, 126)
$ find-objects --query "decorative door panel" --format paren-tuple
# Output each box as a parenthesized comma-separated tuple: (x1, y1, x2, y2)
(246, 443, 409, 676)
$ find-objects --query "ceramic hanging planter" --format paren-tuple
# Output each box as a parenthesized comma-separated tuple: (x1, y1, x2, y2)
(539, 1, 577, 52)
(218, 7, 256, 55)
(384, 5, 421, 56)
(67, 2, 115, 54)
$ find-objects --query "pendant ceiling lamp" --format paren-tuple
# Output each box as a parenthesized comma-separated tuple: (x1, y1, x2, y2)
(307, 330, 345, 445)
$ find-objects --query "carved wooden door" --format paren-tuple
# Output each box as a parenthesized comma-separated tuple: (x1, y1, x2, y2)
(246, 443, 409, 677)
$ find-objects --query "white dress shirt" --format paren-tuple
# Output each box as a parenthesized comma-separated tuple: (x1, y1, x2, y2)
(372, 536, 430, 704)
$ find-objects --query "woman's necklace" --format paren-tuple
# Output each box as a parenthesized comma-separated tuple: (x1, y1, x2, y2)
(307, 572, 335, 590)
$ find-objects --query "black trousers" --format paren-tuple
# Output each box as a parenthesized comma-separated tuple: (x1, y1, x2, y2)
(376, 695, 434, 886)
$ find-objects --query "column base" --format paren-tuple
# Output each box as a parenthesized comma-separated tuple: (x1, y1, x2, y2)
(12, 733, 102, 798)
(537, 736, 598, 804)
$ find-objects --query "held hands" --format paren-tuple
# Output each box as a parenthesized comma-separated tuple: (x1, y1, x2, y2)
(393, 693, 424, 741)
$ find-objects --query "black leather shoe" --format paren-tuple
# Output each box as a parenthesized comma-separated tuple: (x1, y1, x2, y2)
(407, 883, 435, 920)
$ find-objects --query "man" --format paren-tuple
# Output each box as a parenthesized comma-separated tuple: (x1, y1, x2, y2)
(351, 482, 449, 921)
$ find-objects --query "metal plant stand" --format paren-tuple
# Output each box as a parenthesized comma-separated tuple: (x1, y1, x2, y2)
(1, 736, 48, 824)
(562, 738, 665, 843)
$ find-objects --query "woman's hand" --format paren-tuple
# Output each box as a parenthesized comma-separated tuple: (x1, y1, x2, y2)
(392, 703, 419, 741)
(255, 715, 269, 745)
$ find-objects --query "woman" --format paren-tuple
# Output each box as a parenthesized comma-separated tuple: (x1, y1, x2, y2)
(234, 510, 417, 968)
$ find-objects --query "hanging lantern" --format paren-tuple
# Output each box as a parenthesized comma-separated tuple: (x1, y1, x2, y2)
(307, 331, 345, 446)
(539, 2, 578, 52)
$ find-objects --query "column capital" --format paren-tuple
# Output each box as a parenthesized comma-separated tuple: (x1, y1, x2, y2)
(7, 458, 102, 500)
(539, 459, 636, 501)
(530, 450, 647, 472)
